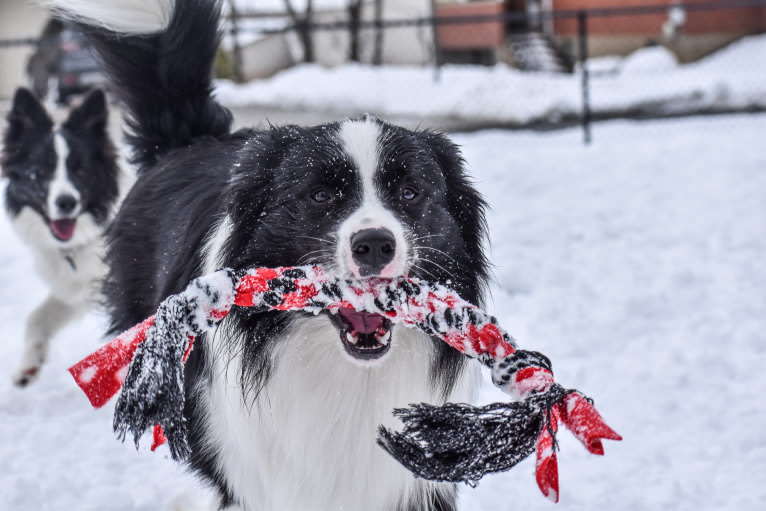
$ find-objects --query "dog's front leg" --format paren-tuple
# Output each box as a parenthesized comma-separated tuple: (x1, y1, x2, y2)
(12, 294, 85, 386)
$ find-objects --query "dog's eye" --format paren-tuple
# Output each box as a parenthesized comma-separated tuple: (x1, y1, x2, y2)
(311, 189, 332, 203)
(402, 187, 418, 201)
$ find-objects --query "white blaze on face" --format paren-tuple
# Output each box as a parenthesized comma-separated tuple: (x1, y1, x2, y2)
(48, 133, 81, 219)
(336, 118, 409, 278)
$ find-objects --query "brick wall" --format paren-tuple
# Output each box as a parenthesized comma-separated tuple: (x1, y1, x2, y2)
(436, 1, 506, 50)
(552, 0, 766, 36)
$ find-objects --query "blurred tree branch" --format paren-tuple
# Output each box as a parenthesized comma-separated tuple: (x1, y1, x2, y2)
(373, 0, 384, 65)
(347, 0, 363, 62)
(283, 0, 315, 62)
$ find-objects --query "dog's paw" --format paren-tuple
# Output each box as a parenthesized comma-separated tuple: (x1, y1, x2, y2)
(11, 365, 40, 387)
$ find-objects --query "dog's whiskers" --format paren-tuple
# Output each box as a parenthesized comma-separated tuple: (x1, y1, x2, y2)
(409, 233, 446, 243)
(295, 235, 335, 245)
(413, 245, 459, 265)
(297, 248, 335, 266)
(415, 256, 459, 284)
(410, 262, 438, 282)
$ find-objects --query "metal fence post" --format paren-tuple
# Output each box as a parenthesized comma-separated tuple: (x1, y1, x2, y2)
(228, 0, 245, 83)
(430, 0, 442, 83)
(578, 10, 592, 145)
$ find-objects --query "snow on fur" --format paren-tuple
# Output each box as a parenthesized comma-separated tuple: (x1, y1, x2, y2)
(68, 265, 621, 502)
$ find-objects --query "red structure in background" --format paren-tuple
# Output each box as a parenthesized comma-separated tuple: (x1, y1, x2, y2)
(436, 1, 506, 50)
(553, 0, 766, 36)
(435, 1, 766, 61)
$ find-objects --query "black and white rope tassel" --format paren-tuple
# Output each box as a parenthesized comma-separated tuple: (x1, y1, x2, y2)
(377, 384, 570, 485)
(112, 295, 199, 460)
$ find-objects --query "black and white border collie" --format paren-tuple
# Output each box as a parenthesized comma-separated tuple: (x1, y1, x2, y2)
(44, 0, 490, 509)
(1, 88, 122, 386)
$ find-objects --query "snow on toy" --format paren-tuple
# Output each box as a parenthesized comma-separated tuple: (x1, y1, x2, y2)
(69, 265, 620, 502)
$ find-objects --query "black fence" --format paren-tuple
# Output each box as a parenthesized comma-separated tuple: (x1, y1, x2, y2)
(225, 0, 766, 35)
(0, 37, 41, 49)
(2, 0, 765, 143)
(223, 0, 766, 144)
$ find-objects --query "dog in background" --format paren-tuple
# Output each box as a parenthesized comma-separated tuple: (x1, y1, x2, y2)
(42, 0, 490, 509)
(1, 87, 123, 386)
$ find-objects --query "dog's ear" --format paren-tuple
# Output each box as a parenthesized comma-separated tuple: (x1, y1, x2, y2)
(420, 130, 491, 295)
(65, 89, 108, 136)
(6, 87, 52, 138)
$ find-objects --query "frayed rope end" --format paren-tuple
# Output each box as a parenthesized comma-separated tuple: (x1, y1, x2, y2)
(376, 390, 566, 485)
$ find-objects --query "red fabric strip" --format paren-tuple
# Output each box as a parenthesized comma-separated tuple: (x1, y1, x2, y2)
(535, 408, 560, 503)
(557, 393, 622, 455)
(68, 316, 155, 408)
(151, 424, 167, 451)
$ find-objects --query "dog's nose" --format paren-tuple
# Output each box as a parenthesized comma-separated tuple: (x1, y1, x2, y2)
(55, 194, 78, 215)
(351, 228, 396, 276)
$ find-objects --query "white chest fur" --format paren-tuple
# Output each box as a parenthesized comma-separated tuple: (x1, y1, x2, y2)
(10, 207, 106, 304)
(201, 315, 478, 511)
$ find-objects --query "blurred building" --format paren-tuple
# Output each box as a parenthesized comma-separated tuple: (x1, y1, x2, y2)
(435, 1, 567, 70)
(228, 0, 434, 80)
(551, 0, 766, 62)
(0, 0, 48, 99)
(309, 0, 433, 66)
(435, 0, 766, 69)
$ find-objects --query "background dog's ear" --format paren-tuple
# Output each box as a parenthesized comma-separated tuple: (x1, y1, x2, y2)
(2, 88, 53, 174)
(6, 87, 53, 138)
(65, 89, 109, 136)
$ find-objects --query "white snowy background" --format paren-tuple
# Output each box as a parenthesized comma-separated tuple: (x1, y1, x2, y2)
(1, 111, 764, 510)
(214, 35, 766, 126)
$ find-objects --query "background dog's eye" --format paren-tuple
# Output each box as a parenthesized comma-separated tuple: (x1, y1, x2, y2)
(312, 189, 332, 203)
(402, 187, 418, 201)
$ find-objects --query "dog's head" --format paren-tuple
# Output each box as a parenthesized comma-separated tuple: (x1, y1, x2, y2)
(1, 88, 118, 246)
(221, 116, 489, 363)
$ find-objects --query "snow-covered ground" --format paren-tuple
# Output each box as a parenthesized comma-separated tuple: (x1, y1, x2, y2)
(215, 35, 766, 125)
(1, 113, 765, 510)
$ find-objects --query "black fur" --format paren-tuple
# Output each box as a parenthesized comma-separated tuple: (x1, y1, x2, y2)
(2, 87, 119, 226)
(83, 1, 489, 508)
(80, 0, 232, 174)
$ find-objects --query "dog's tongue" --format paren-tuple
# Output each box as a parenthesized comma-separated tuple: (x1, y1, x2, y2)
(338, 307, 385, 334)
(51, 219, 76, 241)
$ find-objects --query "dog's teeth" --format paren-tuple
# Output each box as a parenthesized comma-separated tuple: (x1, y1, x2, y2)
(379, 331, 391, 345)
(346, 332, 358, 345)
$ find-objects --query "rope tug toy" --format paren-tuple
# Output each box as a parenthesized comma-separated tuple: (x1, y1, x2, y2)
(69, 266, 621, 502)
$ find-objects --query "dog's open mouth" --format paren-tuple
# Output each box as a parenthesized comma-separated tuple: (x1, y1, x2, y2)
(50, 219, 76, 241)
(334, 307, 392, 360)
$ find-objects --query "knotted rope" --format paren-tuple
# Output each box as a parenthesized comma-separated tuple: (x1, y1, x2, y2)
(69, 266, 620, 502)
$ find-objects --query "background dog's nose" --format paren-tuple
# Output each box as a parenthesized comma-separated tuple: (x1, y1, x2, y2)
(55, 194, 78, 215)
(351, 228, 396, 276)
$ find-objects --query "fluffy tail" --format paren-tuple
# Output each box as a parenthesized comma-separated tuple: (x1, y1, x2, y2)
(42, 0, 232, 173)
